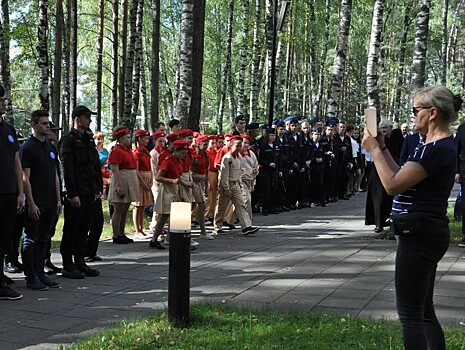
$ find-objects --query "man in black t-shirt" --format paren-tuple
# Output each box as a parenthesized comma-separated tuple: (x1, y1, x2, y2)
(0, 84, 23, 300)
(21, 111, 62, 290)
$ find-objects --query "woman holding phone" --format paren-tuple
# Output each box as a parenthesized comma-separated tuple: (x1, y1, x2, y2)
(363, 86, 461, 350)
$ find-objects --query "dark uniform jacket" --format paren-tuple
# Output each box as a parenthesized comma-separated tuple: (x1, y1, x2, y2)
(58, 128, 102, 198)
(334, 133, 352, 166)
(286, 131, 304, 168)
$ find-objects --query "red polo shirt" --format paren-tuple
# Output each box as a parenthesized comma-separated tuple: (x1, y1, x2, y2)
(159, 155, 183, 179)
(133, 146, 151, 171)
(108, 144, 136, 169)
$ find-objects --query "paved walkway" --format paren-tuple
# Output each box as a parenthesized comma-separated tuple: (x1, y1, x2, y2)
(1, 189, 465, 349)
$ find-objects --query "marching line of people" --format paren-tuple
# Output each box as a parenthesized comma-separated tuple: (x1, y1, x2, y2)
(1, 95, 381, 300)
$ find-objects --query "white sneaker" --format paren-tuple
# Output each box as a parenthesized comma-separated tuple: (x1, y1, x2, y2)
(200, 233, 214, 240)
(191, 239, 200, 246)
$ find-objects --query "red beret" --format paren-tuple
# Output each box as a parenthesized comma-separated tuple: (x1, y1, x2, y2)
(208, 135, 217, 141)
(114, 128, 130, 140)
(230, 136, 243, 142)
(193, 131, 200, 138)
(217, 134, 225, 140)
(172, 140, 189, 149)
(152, 131, 166, 140)
(196, 135, 208, 144)
(225, 133, 233, 138)
(178, 128, 193, 138)
(166, 133, 179, 142)
(134, 129, 150, 138)
(241, 133, 252, 143)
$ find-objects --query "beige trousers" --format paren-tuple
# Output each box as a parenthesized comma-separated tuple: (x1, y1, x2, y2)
(206, 171, 218, 219)
(214, 182, 251, 230)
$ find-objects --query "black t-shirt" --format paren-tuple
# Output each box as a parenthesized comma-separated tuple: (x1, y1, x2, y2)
(0, 118, 19, 194)
(20, 136, 58, 208)
(391, 136, 456, 222)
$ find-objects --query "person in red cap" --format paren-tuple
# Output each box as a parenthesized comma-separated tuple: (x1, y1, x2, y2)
(132, 130, 153, 239)
(149, 139, 189, 249)
(108, 126, 140, 245)
(149, 131, 166, 232)
(205, 135, 218, 224)
(239, 134, 259, 219)
(214, 136, 260, 235)
(191, 135, 214, 239)
(158, 133, 179, 167)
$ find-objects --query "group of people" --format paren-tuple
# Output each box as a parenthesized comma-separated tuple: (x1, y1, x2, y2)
(0, 80, 462, 350)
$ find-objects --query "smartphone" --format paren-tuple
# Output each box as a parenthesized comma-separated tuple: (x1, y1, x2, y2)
(365, 107, 377, 137)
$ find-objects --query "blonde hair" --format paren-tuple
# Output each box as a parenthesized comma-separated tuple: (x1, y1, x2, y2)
(414, 86, 462, 124)
(93, 131, 104, 140)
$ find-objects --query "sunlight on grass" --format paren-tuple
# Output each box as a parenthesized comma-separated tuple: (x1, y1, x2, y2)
(67, 303, 465, 350)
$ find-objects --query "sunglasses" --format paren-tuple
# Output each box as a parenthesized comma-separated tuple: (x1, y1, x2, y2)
(412, 106, 432, 116)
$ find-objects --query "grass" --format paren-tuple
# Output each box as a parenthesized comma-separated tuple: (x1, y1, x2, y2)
(66, 303, 465, 350)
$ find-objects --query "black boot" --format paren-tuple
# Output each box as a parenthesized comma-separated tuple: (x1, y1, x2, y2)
(75, 257, 100, 277)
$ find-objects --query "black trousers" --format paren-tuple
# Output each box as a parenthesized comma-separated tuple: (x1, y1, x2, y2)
(259, 169, 277, 212)
(87, 197, 103, 257)
(395, 218, 449, 350)
(0, 193, 17, 282)
(287, 170, 302, 205)
(5, 210, 24, 264)
(310, 166, 325, 204)
(61, 195, 95, 270)
(22, 206, 56, 278)
(337, 162, 349, 198)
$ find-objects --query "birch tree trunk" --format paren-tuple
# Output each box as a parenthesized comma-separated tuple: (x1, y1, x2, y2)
(96, 0, 104, 130)
(118, 0, 128, 123)
(122, 0, 139, 127)
(150, 0, 160, 130)
(326, 0, 353, 119)
(131, 0, 144, 128)
(218, 0, 235, 132)
(175, 0, 194, 126)
(0, 0, 12, 124)
(307, 0, 317, 116)
(249, 0, 262, 122)
(366, 0, 384, 110)
(69, 0, 77, 114)
(52, 0, 63, 125)
(38, 0, 50, 112)
(62, 0, 71, 132)
(189, 0, 205, 130)
(140, 57, 149, 130)
(237, 0, 249, 115)
(440, 0, 449, 85)
(111, 0, 118, 127)
(316, 0, 330, 118)
(410, 0, 431, 91)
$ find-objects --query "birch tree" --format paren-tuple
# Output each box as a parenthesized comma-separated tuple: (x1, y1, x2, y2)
(237, 0, 249, 116)
(96, 0, 104, 130)
(327, 0, 353, 119)
(175, 0, 194, 126)
(111, 0, 118, 127)
(410, 0, 431, 90)
(38, 0, 49, 111)
(69, 0, 77, 113)
(249, 0, 263, 122)
(440, 0, 449, 85)
(131, 0, 144, 127)
(52, 0, 63, 125)
(150, 0, 160, 130)
(366, 0, 384, 110)
(0, 0, 12, 124)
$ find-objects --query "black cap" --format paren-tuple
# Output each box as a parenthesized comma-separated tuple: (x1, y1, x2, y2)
(72, 105, 96, 118)
(235, 115, 246, 123)
(265, 128, 276, 135)
(246, 122, 260, 130)
(261, 123, 268, 129)
(49, 121, 62, 131)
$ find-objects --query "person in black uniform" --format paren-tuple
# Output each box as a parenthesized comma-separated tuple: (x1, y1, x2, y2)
(300, 121, 313, 207)
(276, 121, 290, 211)
(286, 117, 305, 209)
(258, 128, 280, 215)
(247, 122, 261, 212)
(232, 115, 247, 135)
(321, 124, 339, 203)
(310, 128, 326, 206)
(455, 121, 465, 247)
(0, 84, 24, 300)
(20, 110, 62, 290)
(334, 122, 353, 200)
(59, 105, 102, 279)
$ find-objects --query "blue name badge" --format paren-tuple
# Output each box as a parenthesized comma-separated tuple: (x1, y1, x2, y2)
(50, 152, 56, 160)
(8, 135, 14, 143)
